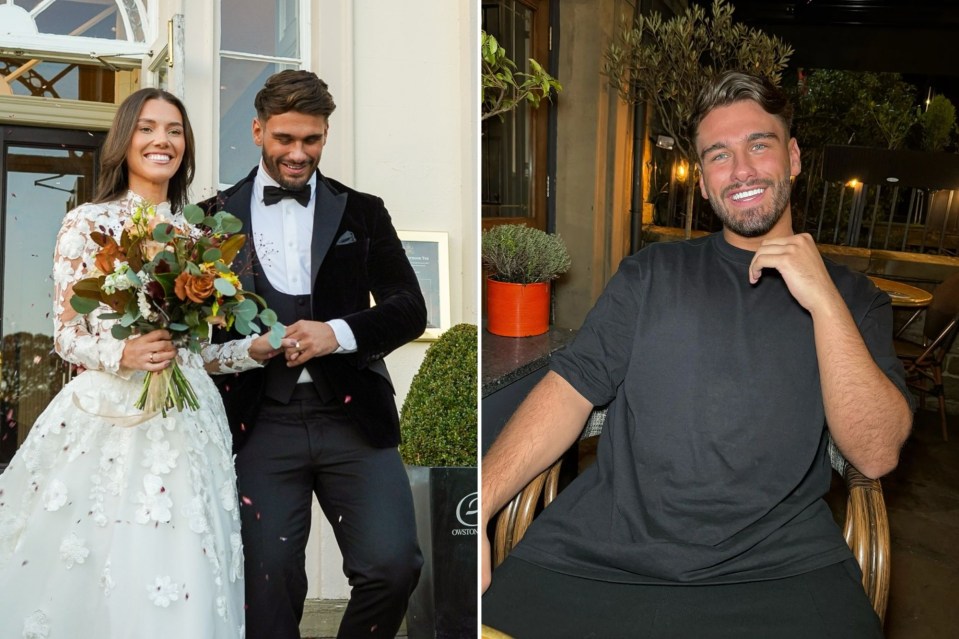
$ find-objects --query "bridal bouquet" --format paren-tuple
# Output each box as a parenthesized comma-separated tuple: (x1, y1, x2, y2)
(70, 201, 283, 415)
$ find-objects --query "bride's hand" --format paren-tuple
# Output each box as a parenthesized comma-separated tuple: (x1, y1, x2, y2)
(121, 329, 177, 371)
(249, 333, 295, 363)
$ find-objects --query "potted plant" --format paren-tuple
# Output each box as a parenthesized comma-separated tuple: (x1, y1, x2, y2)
(400, 323, 477, 639)
(482, 224, 571, 337)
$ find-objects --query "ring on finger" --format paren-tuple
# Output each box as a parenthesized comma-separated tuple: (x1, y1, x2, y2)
(294, 340, 301, 350)
(149, 352, 155, 364)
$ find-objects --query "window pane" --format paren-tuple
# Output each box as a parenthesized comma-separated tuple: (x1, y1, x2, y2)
(219, 57, 297, 185)
(221, 0, 298, 58)
(1, 141, 98, 467)
(29, 0, 122, 40)
(0, 56, 121, 102)
(482, 0, 535, 219)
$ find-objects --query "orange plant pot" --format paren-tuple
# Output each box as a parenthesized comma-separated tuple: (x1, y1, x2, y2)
(486, 278, 550, 337)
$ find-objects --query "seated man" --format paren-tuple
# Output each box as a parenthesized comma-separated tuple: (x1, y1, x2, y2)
(481, 71, 913, 638)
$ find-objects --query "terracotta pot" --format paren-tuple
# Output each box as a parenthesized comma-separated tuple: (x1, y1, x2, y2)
(486, 277, 550, 337)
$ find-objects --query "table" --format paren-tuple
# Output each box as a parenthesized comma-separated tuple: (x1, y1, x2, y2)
(868, 276, 933, 308)
(481, 326, 577, 453)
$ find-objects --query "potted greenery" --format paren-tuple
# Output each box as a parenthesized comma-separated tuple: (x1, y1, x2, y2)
(400, 323, 477, 638)
(482, 224, 571, 337)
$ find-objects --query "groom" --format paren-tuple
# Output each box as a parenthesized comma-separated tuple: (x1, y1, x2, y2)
(208, 70, 426, 639)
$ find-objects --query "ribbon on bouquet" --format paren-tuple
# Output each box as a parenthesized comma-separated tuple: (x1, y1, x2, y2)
(71, 391, 161, 428)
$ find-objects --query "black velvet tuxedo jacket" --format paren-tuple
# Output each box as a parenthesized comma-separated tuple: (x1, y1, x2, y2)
(206, 167, 427, 450)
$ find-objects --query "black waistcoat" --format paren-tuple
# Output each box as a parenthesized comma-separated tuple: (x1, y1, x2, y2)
(252, 264, 335, 404)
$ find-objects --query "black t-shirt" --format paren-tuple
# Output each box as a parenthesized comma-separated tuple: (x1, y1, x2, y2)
(512, 232, 911, 584)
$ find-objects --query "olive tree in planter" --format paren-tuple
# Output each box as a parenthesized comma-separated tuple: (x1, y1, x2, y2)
(482, 224, 571, 337)
(400, 323, 478, 638)
(603, 0, 793, 237)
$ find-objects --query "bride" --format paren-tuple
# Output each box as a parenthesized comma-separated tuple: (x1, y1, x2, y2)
(0, 88, 285, 638)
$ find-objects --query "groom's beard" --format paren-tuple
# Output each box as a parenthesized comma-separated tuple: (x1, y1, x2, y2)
(707, 177, 792, 238)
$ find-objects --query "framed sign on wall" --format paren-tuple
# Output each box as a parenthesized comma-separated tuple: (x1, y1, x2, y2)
(398, 230, 451, 340)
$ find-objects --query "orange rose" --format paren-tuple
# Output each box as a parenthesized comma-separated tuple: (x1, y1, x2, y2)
(95, 238, 123, 275)
(174, 271, 216, 304)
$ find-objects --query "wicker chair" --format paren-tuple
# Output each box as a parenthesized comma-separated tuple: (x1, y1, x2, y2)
(489, 408, 891, 625)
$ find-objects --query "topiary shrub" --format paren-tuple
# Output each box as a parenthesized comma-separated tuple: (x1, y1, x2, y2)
(399, 323, 477, 467)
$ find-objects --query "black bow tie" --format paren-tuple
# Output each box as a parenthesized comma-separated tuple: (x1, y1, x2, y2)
(263, 184, 312, 207)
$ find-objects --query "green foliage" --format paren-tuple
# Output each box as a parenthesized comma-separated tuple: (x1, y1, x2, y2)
(482, 224, 571, 284)
(919, 94, 957, 152)
(482, 30, 562, 121)
(603, 0, 793, 164)
(793, 70, 918, 152)
(399, 324, 478, 467)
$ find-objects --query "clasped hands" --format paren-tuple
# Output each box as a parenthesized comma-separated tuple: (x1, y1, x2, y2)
(121, 320, 339, 371)
(249, 319, 340, 366)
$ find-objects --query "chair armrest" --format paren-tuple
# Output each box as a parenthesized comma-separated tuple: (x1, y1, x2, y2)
(492, 459, 563, 568)
(843, 464, 891, 623)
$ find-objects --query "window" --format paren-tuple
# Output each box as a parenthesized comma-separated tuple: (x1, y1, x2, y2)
(481, 0, 550, 230)
(218, 0, 302, 186)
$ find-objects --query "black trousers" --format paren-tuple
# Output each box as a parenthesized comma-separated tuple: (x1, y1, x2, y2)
(483, 556, 883, 639)
(236, 384, 422, 639)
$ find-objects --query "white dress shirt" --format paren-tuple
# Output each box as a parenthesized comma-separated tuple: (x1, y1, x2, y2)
(251, 162, 356, 385)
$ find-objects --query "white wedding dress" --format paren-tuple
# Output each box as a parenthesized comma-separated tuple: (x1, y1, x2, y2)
(0, 193, 259, 639)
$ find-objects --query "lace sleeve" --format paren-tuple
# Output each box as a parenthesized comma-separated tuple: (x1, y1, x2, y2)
(201, 336, 264, 374)
(52, 205, 131, 377)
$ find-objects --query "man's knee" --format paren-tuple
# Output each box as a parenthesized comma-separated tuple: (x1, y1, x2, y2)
(352, 544, 423, 596)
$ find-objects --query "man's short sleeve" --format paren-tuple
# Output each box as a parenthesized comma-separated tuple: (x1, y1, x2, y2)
(551, 256, 643, 407)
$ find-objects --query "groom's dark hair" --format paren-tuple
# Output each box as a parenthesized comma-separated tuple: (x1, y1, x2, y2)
(254, 70, 337, 121)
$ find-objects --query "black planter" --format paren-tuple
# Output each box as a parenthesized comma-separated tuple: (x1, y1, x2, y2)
(405, 465, 478, 638)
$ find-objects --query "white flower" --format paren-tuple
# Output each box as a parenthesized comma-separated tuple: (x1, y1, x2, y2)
(220, 479, 237, 512)
(216, 596, 228, 619)
(100, 559, 115, 596)
(231, 532, 244, 581)
(134, 474, 173, 524)
(147, 576, 180, 607)
(52, 259, 75, 286)
(20, 447, 40, 473)
(137, 286, 157, 322)
(22, 610, 50, 639)
(42, 480, 68, 512)
(183, 496, 209, 534)
(59, 532, 90, 568)
(102, 263, 135, 295)
(57, 227, 86, 260)
(142, 439, 179, 475)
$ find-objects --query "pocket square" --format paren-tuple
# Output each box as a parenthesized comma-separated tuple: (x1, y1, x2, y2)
(336, 230, 357, 245)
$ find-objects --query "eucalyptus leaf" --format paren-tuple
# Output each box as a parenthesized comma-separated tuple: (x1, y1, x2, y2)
(153, 250, 176, 265)
(152, 223, 175, 243)
(259, 308, 278, 326)
(268, 324, 286, 349)
(183, 203, 205, 224)
(70, 296, 100, 314)
(235, 298, 258, 320)
(203, 248, 222, 262)
(120, 314, 138, 327)
(111, 324, 133, 340)
(169, 322, 189, 331)
(214, 278, 237, 296)
(219, 215, 242, 234)
(125, 269, 142, 287)
(234, 316, 252, 335)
